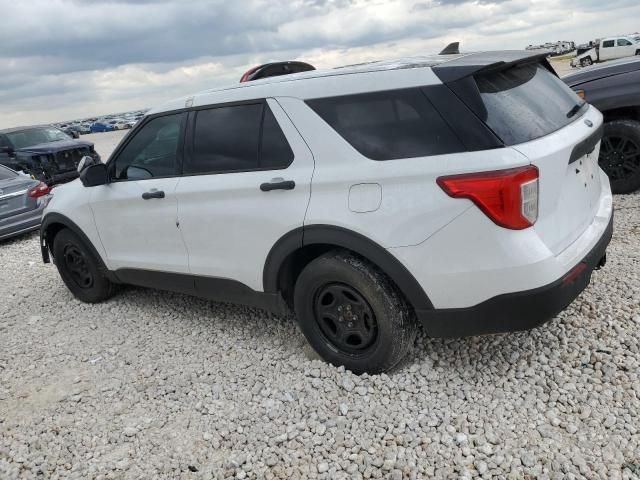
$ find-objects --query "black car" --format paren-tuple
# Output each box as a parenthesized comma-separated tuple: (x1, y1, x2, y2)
(563, 57, 640, 193)
(0, 126, 100, 186)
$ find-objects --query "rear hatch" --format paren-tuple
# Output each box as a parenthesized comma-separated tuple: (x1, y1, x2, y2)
(0, 172, 37, 220)
(437, 57, 604, 255)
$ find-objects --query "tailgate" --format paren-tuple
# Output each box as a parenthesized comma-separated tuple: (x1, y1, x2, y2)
(512, 106, 604, 254)
(437, 57, 607, 256)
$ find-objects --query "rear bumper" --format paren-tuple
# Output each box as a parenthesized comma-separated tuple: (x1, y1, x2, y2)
(0, 202, 47, 241)
(417, 213, 613, 337)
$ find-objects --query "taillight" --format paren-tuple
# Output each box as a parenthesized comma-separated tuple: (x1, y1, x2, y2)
(240, 66, 259, 83)
(27, 182, 50, 199)
(437, 166, 539, 230)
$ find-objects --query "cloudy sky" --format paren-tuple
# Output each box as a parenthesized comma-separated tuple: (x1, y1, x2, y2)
(1, 0, 639, 128)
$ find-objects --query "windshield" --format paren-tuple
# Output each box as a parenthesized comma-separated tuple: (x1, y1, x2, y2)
(6, 127, 70, 149)
(476, 63, 587, 145)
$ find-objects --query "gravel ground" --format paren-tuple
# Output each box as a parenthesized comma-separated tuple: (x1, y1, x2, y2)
(1, 189, 639, 479)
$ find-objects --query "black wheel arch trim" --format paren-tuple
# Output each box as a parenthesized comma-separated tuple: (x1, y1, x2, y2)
(263, 225, 434, 311)
(40, 213, 116, 281)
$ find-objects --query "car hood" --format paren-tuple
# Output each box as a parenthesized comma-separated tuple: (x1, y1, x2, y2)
(563, 57, 640, 86)
(16, 139, 94, 155)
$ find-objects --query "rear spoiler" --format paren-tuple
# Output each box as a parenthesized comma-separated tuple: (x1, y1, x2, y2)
(432, 51, 552, 83)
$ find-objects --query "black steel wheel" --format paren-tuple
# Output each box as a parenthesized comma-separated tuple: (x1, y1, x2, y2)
(53, 228, 116, 303)
(62, 244, 94, 289)
(313, 283, 378, 355)
(294, 251, 417, 374)
(599, 120, 640, 194)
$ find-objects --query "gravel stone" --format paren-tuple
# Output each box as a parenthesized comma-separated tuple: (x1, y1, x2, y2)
(0, 192, 638, 479)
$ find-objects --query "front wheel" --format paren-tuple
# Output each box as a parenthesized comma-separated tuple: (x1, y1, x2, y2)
(53, 228, 116, 303)
(294, 251, 417, 374)
(599, 119, 640, 194)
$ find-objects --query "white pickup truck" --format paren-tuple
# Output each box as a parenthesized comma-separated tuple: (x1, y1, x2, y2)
(571, 36, 640, 68)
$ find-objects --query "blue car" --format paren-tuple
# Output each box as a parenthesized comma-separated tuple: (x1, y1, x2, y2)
(90, 122, 114, 133)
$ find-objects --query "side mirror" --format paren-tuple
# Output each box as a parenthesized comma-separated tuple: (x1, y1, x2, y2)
(71, 131, 80, 139)
(80, 163, 108, 187)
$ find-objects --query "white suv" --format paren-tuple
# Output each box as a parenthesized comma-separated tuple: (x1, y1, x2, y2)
(41, 51, 613, 374)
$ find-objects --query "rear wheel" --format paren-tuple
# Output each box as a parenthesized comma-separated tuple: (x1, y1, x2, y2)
(581, 57, 593, 67)
(599, 119, 640, 194)
(294, 251, 417, 374)
(53, 228, 116, 303)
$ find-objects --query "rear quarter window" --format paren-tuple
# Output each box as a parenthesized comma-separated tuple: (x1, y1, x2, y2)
(0, 165, 18, 180)
(306, 88, 465, 161)
(475, 63, 586, 145)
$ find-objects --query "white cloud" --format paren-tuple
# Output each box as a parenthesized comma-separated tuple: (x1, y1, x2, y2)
(0, 0, 639, 128)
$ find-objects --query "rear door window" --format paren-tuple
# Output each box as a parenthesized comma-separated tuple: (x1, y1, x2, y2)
(185, 102, 293, 174)
(306, 88, 464, 160)
(602, 40, 615, 48)
(475, 63, 586, 145)
(260, 106, 294, 169)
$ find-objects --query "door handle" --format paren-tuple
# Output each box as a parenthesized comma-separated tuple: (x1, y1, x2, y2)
(260, 180, 295, 192)
(142, 190, 165, 200)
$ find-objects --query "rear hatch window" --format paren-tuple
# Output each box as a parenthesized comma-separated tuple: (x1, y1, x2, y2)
(476, 63, 587, 145)
(0, 166, 18, 180)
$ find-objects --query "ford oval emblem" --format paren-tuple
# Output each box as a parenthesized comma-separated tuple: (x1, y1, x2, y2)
(584, 119, 593, 128)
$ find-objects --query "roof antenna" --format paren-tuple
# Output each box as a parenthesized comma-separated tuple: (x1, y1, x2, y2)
(439, 42, 460, 55)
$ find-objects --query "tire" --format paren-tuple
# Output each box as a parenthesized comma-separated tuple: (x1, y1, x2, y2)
(599, 119, 640, 194)
(52, 228, 116, 303)
(581, 57, 593, 67)
(294, 251, 417, 374)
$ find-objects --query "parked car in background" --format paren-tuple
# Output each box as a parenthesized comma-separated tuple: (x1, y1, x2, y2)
(0, 126, 101, 185)
(61, 126, 80, 139)
(41, 50, 612, 373)
(0, 165, 51, 241)
(114, 121, 132, 130)
(564, 56, 640, 193)
(90, 122, 114, 133)
(571, 36, 640, 68)
(239, 61, 316, 82)
(78, 124, 92, 135)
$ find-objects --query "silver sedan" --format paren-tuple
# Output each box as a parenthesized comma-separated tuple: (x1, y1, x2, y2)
(0, 165, 51, 241)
